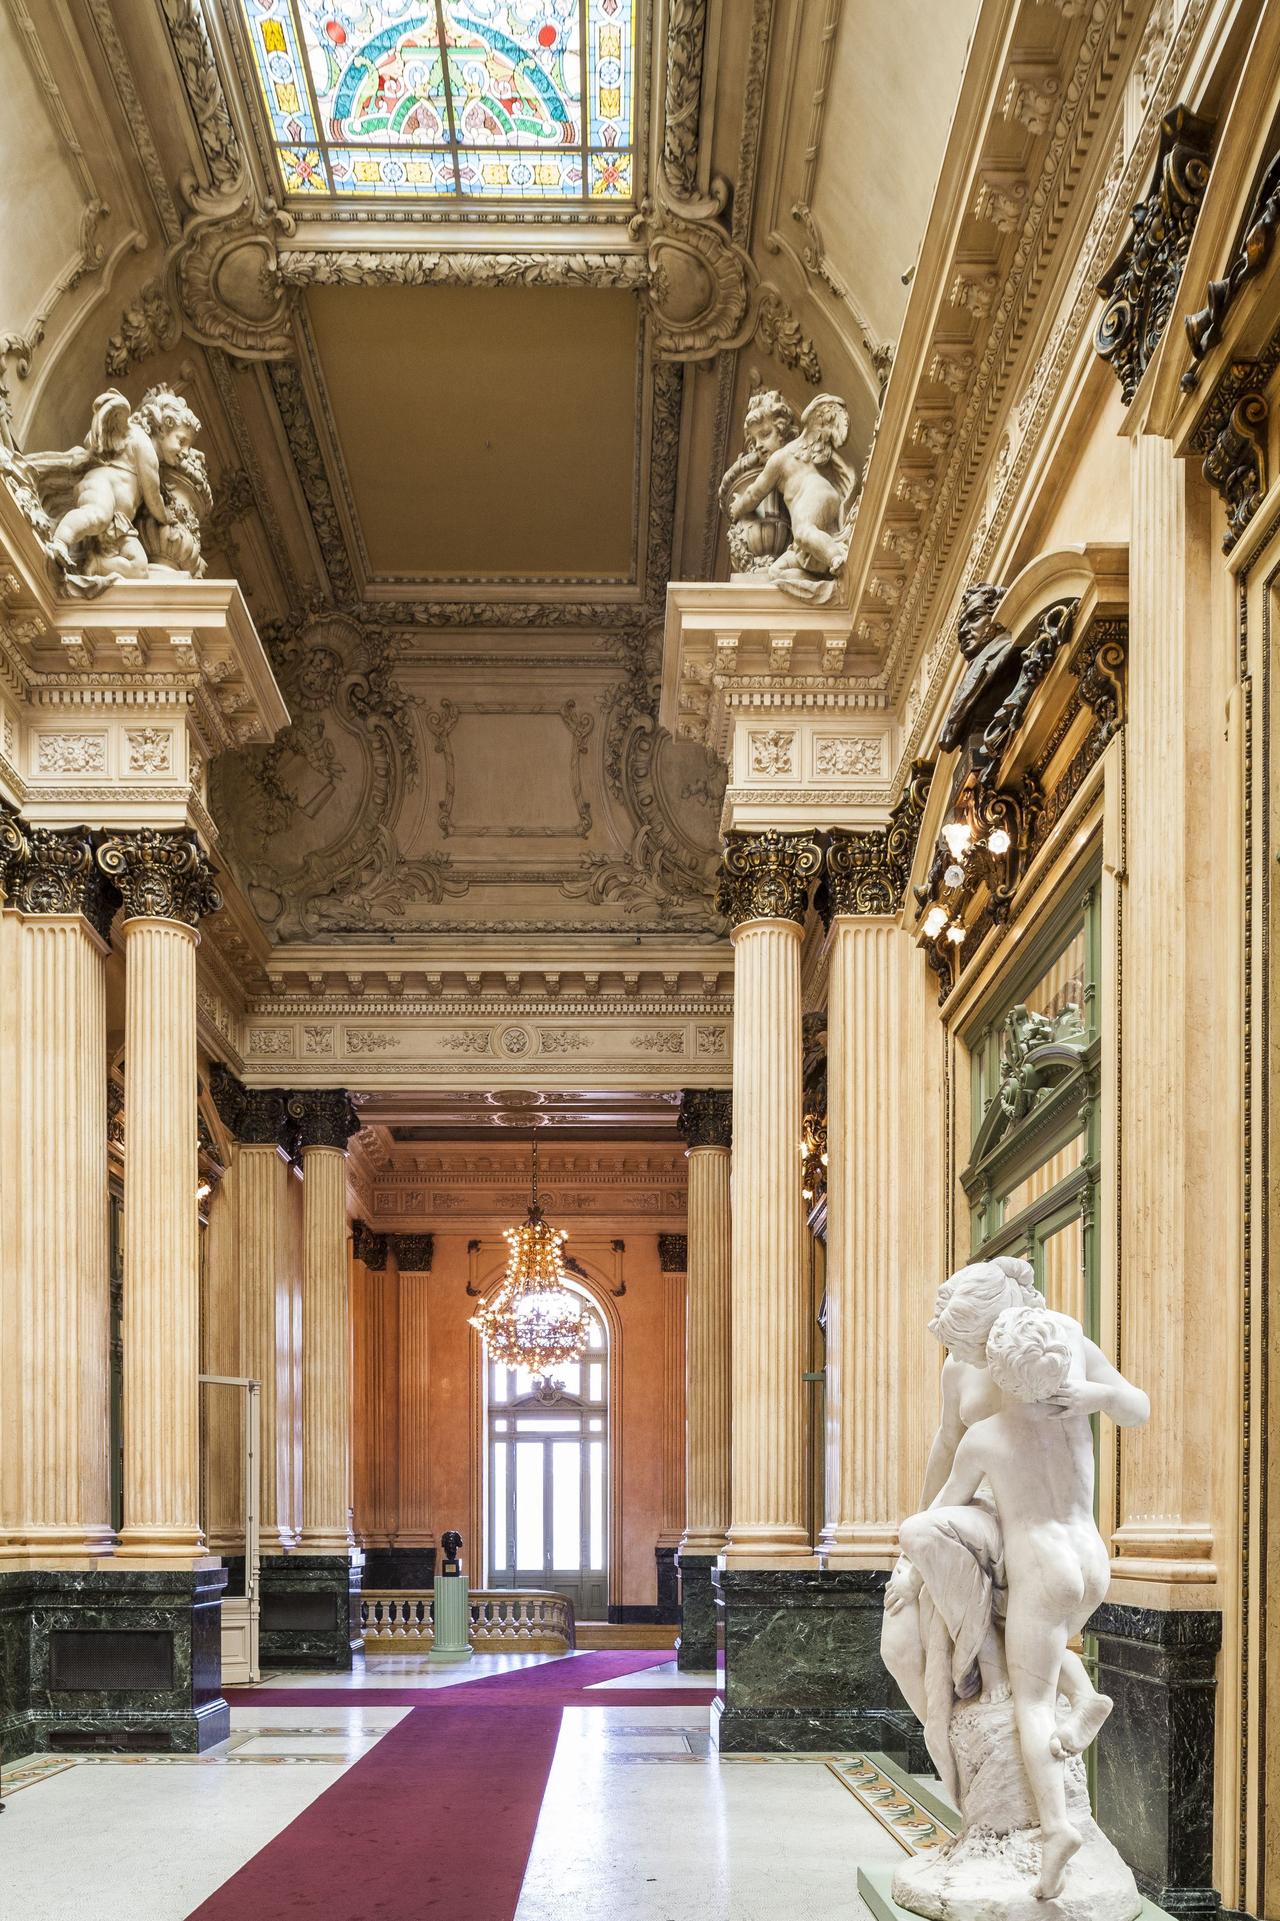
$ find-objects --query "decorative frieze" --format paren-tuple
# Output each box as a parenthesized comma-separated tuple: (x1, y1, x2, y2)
(717, 830, 823, 928)
(820, 761, 934, 922)
(1095, 107, 1213, 404)
(677, 1087, 733, 1151)
(95, 827, 221, 927)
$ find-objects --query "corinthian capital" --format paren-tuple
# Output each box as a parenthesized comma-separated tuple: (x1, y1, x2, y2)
(96, 828, 221, 926)
(717, 830, 822, 928)
(289, 1089, 360, 1152)
(821, 760, 934, 921)
(677, 1088, 732, 1150)
(1, 816, 119, 939)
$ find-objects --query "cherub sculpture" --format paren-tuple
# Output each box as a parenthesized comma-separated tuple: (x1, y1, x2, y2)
(723, 390, 856, 603)
(718, 388, 798, 575)
(25, 386, 209, 591)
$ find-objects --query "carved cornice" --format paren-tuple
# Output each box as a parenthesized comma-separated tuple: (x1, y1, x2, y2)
(1094, 105, 1214, 403)
(716, 830, 822, 928)
(0, 815, 119, 940)
(389, 1232, 434, 1273)
(352, 1218, 389, 1270)
(820, 760, 934, 922)
(96, 828, 222, 927)
(677, 1087, 732, 1150)
(657, 1233, 689, 1271)
(289, 1087, 360, 1152)
(1184, 147, 1280, 378)
(276, 251, 648, 292)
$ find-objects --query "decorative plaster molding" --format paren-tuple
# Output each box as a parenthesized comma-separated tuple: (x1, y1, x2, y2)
(276, 251, 648, 292)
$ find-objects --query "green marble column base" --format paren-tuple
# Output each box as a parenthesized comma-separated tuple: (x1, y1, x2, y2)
(426, 1572, 473, 1662)
(0, 1566, 228, 1761)
(711, 1567, 928, 1760)
(675, 1550, 720, 1671)
(259, 1553, 363, 1670)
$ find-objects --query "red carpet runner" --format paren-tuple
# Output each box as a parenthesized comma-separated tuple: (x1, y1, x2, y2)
(193, 1653, 716, 1918)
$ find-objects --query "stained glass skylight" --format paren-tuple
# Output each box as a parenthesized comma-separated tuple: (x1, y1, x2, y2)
(238, 1, 637, 201)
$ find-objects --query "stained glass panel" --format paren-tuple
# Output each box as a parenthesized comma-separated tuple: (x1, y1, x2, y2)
(237, 0, 638, 201)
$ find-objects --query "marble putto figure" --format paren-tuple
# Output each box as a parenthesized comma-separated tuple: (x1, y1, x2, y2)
(883, 1257, 1149, 1921)
(3, 385, 211, 593)
(720, 387, 856, 602)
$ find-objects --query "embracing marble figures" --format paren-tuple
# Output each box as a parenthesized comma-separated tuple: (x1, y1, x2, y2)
(882, 1258, 1150, 1921)
(1, 385, 212, 593)
(720, 386, 856, 602)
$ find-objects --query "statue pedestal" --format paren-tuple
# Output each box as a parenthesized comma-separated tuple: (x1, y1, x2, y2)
(427, 1573, 473, 1664)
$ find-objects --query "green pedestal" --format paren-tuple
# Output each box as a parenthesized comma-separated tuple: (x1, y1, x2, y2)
(427, 1573, 473, 1664)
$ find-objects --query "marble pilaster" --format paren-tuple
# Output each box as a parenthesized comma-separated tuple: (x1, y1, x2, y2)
(676, 1091, 732, 1667)
(393, 1237, 434, 1559)
(0, 824, 115, 1568)
(717, 832, 821, 1569)
(97, 829, 220, 1567)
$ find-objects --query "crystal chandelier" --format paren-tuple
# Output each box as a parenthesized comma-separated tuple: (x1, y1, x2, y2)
(468, 1139, 592, 1379)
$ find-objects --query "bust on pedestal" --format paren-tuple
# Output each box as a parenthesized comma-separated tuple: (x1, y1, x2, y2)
(429, 1530, 473, 1665)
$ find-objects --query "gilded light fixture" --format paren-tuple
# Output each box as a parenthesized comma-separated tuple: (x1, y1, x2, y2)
(468, 1139, 591, 1380)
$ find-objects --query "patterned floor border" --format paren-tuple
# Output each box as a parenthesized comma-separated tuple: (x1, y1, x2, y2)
(826, 1753, 958, 1854)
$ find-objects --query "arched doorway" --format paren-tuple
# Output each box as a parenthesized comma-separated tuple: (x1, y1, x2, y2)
(485, 1281, 608, 1621)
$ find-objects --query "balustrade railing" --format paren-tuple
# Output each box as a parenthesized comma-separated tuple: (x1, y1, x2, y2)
(360, 1588, 575, 1653)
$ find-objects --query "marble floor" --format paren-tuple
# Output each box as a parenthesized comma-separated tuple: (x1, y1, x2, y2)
(0, 1656, 920, 1920)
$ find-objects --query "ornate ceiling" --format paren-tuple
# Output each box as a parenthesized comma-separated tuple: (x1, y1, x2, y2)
(2, 0, 978, 947)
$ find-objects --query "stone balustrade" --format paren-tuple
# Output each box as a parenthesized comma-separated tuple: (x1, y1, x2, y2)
(361, 1588, 575, 1653)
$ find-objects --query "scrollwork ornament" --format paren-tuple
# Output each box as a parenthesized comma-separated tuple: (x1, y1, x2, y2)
(1, 819, 120, 940)
(717, 830, 822, 927)
(96, 827, 222, 926)
(287, 1088, 360, 1152)
(822, 760, 934, 922)
(677, 1087, 732, 1150)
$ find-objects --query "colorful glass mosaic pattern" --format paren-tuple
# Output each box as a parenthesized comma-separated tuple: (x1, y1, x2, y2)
(239, 0, 637, 200)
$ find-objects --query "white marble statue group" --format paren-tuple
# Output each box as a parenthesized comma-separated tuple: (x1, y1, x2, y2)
(882, 1257, 1149, 1921)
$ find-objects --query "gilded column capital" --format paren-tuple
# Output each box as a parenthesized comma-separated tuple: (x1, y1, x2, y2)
(677, 1087, 732, 1151)
(820, 759, 934, 923)
(389, 1233, 434, 1273)
(208, 1061, 293, 1150)
(0, 816, 119, 939)
(290, 1088, 360, 1153)
(717, 830, 822, 928)
(353, 1219, 389, 1270)
(96, 827, 221, 927)
(658, 1233, 689, 1272)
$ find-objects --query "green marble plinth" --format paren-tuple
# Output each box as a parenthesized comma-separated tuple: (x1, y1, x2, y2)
(0, 1566, 228, 1761)
(427, 1572, 473, 1664)
(675, 1551, 719, 1671)
(259, 1554, 362, 1670)
(711, 1567, 928, 1759)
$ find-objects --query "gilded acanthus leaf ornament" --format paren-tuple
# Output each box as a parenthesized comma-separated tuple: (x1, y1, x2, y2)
(287, 1088, 361, 1152)
(657, 1234, 689, 1271)
(677, 1088, 732, 1150)
(1095, 106, 1213, 403)
(389, 1234, 435, 1273)
(353, 1220, 390, 1271)
(95, 828, 222, 927)
(208, 1062, 296, 1151)
(821, 761, 935, 921)
(0, 816, 120, 940)
(717, 830, 823, 928)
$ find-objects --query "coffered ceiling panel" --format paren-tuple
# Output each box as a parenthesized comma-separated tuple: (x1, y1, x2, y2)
(305, 283, 639, 582)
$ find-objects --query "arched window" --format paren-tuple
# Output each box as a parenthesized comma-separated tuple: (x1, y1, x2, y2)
(486, 1281, 608, 1622)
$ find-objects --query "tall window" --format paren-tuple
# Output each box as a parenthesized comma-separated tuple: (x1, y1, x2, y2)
(961, 876, 1102, 1339)
(486, 1282, 608, 1620)
(237, 1, 637, 202)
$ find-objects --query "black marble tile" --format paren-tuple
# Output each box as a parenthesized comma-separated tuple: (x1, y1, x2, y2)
(712, 1567, 928, 1762)
(655, 1546, 680, 1624)
(0, 1567, 229, 1760)
(259, 1554, 363, 1670)
(675, 1551, 719, 1671)
(1087, 1602, 1222, 1918)
(360, 1546, 436, 1589)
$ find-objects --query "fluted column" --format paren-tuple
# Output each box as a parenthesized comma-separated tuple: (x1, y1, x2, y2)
(296, 1092, 358, 1553)
(0, 822, 115, 1564)
(677, 1094, 733, 1554)
(97, 828, 221, 1565)
(391, 1237, 434, 1551)
(718, 831, 821, 1567)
